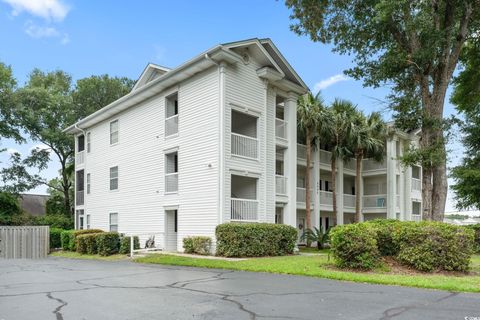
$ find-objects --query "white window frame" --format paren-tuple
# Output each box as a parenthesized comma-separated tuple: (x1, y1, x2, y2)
(87, 132, 91, 153)
(86, 214, 90, 230)
(110, 166, 118, 191)
(110, 120, 119, 145)
(86, 173, 91, 194)
(109, 212, 118, 232)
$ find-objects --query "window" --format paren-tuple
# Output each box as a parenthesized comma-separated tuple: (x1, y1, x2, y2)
(165, 93, 179, 136)
(110, 166, 118, 190)
(165, 152, 178, 193)
(109, 213, 118, 232)
(86, 214, 90, 229)
(77, 135, 85, 152)
(87, 132, 91, 153)
(174, 210, 178, 232)
(87, 173, 91, 194)
(76, 170, 85, 205)
(110, 120, 119, 144)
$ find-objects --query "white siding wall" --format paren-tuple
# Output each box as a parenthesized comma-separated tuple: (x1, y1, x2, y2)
(79, 66, 220, 251)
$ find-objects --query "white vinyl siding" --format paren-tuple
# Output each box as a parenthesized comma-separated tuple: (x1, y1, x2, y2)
(87, 173, 91, 194)
(87, 132, 91, 153)
(110, 120, 119, 145)
(109, 212, 118, 232)
(86, 214, 90, 229)
(110, 166, 118, 190)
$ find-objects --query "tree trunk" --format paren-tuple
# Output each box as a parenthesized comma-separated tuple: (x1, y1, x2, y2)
(354, 152, 363, 223)
(305, 129, 312, 233)
(331, 157, 337, 218)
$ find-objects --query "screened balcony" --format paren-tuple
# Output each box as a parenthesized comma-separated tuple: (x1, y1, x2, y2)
(231, 175, 258, 221)
(231, 110, 258, 159)
(165, 151, 178, 193)
(165, 92, 178, 136)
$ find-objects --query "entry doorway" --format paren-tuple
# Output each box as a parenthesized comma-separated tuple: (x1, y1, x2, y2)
(165, 209, 178, 252)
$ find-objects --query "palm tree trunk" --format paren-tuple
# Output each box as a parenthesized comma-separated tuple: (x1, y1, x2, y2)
(305, 129, 312, 233)
(355, 152, 363, 222)
(331, 157, 337, 219)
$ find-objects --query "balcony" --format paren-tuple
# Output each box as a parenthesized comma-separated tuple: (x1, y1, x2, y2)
(76, 151, 85, 165)
(363, 194, 387, 209)
(231, 198, 258, 221)
(296, 187, 313, 204)
(344, 194, 356, 208)
(76, 190, 84, 206)
(412, 178, 421, 191)
(362, 159, 387, 172)
(320, 191, 333, 205)
(165, 173, 178, 193)
(165, 114, 179, 136)
(412, 214, 421, 222)
(275, 175, 287, 195)
(319, 150, 331, 164)
(344, 159, 356, 171)
(396, 195, 400, 209)
(231, 133, 258, 159)
(275, 118, 287, 140)
(297, 144, 306, 160)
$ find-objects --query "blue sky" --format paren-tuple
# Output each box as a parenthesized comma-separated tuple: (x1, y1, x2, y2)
(0, 0, 463, 211)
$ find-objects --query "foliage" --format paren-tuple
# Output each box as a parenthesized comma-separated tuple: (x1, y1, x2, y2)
(450, 43, 480, 209)
(216, 223, 297, 257)
(300, 227, 329, 250)
(183, 236, 212, 255)
(465, 224, 480, 254)
(49, 228, 64, 249)
(34, 214, 74, 229)
(0, 62, 21, 142)
(393, 222, 474, 272)
(365, 219, 402, 256)
(76, 233, 100, 254)
(330, 223, 380, 270)
(96, 232, 120, 256)
(119, 236, 140, 254)
(0, 192, 21, 218)
(60, 230, 74, 251)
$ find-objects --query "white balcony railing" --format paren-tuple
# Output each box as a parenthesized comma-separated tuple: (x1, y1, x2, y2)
(76, 151, 85, 165)
(344, 160, 356, 171)
(297, 144, 306, 160)
(76, 190, 84, 205)
(296, 187, 313, 204)
(231, 198, 258, 221)
(275, 175, 287, 195)
(231, 133, 258, 159)
(320, 191, 333, 205)
(396, 195, 400, 209)
(362, 159, 387, 171)
(165, 173, 178, 193)
(165, 114, 179, 136)
(344, 194, 356, 208)
(275, 118, 287, 140)
(319, 150, 331, 164)
(412, 214, 422, 222)
(412, 178, 421, 191)
(363, 194, 387, 208)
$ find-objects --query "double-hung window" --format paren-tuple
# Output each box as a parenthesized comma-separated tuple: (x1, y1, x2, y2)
(87, 132, 91, 152)
(110, 120, 119, 145)
(109, 213, 118, 232)
(110, 166, 118, 190)
(86, 173, 91, 194)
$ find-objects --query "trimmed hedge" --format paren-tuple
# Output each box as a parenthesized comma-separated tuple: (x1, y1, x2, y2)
(96, 232, 120, 256)
(183, 236, 212, 255)
(76, 233, 100, 254)
(216, 223, 297, 257)
(49, 228, 64, 249)
(466, 224, 480, 253)
(60, 229, 103, 251)
(330, 223, 380, 270)
(119, 236, 140, 254)
(393, 222, 474, 272)
(365, 219, 402, 256)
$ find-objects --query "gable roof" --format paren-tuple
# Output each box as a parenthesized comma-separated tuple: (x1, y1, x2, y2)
(132, 63, 171, 91)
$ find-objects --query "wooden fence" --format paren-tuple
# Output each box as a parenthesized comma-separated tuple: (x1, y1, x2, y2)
(0, 226, 49, 259)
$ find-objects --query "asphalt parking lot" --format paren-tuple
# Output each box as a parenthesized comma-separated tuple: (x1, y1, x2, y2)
(0, 257, 479, 320)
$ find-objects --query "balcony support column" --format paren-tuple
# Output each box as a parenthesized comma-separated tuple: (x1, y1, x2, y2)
(336, 160, 344, 225)
(284, 92, 298, 228)
(404, 166, 413, 221)
(312, 148, 320, 229)
(386, 139, 396, 219)
(358, 165, 364, 222)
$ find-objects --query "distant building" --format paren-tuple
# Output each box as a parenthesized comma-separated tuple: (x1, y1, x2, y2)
(444, 210, 480, 225)
(19, 194, 49, 216)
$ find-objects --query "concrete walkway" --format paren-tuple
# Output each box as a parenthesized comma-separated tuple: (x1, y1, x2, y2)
(0, 257, 478, 320)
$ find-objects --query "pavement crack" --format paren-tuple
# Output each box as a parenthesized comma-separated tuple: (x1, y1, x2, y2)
(46, 292, 68, 320)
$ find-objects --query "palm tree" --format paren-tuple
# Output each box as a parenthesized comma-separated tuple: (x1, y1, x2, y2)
(350, 111, 387, 222)
(323, 99, 356, 220)
(297, 92, 324, 232)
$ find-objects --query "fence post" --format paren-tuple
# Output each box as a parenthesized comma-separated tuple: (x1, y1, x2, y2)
(130, 235, 134, 258)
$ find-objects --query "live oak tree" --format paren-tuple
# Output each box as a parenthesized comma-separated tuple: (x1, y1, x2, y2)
(0, 66, 134, 215)
(286, 0, 480, 221)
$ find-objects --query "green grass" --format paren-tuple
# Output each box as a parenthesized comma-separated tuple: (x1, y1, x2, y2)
(135, 254, 480, 293)
(299, 247, 330, 254)
(50, 250, 128, 261)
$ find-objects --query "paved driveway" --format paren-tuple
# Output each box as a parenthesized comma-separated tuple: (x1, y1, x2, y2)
(0, 258, 478, 320)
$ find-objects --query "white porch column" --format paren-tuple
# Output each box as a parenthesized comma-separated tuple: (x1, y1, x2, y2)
(404, 166, 413, 221)
(358, 162, 365, 222)
(284, 92, 297, 228)
(398, 140, 406, 220)
(312, 148, 320, 229)
(336, 160, 344, 225)
(386, 139, 396, 219)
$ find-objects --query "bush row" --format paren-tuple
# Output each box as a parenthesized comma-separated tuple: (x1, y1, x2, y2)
(183, 236, 212, 255)
(60, 229, 104, 251)
(330, 220, 475, 272)
(466, 224, 480, 253)
(1, 214, 74, 229)
(216, 223, 297, 257)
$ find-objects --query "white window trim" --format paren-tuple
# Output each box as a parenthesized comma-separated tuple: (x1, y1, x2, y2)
(86, 214, 90, 230)
(110, 119, 119, 146)
(109, 212, 118, 232)
(109, 166, 119, 191)
(86, 173, 91, 194)
(86, 132, 91, 153)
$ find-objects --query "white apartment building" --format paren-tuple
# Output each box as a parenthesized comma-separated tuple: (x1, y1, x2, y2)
(66, 38, 422, 251)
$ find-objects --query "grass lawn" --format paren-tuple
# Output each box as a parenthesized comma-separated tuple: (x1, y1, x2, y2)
(135, 253, 480, 293)
(298, 247, 330, 254)
(50, 251, 128, 261)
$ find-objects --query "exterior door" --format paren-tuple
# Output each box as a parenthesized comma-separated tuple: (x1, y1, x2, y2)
(297, 217, 305, 243)
(165, 210, 178, 252)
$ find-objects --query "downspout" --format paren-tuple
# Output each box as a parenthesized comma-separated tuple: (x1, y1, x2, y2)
(205, 54, 225, 226)
(74, 123, 87, 230)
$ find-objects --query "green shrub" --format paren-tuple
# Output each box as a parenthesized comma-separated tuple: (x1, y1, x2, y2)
(330, 223, 380, 270)
(76, 233, 99, 254)
(61, 230, 74, 250)
(183, 236, 212, 255)
(49, 228, 64, 249)
(96, 232, 120, 256)
(119, 236, 140, 254)
(466, 224, 480, 253)
(393, 222, 474, 272)
(216, 223, 297, 257)
(365, 219, 402, 256)
(35, 214, 74, 229)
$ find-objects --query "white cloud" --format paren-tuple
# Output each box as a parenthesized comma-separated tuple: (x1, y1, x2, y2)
(24, 21, 69, 44)
(3, 0, 69, 21)
(313, 74, 350, 92)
